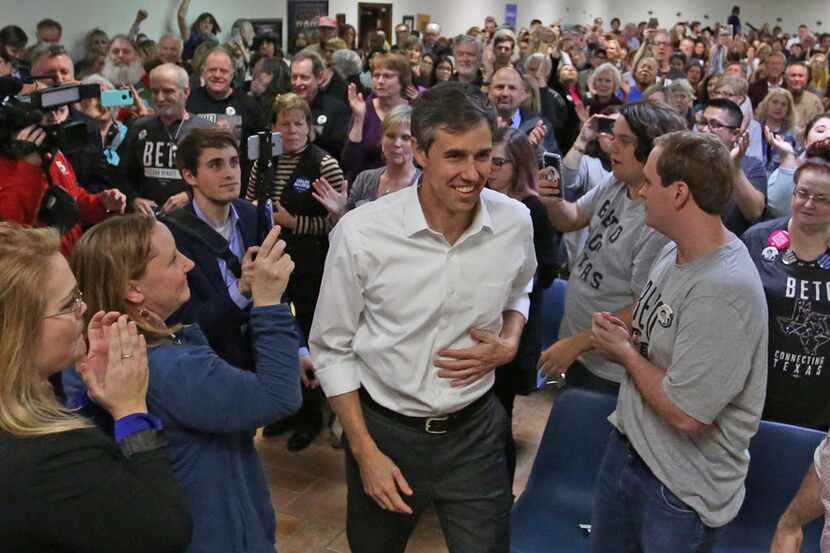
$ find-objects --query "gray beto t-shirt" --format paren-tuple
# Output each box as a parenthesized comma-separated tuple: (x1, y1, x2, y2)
(612, 238, 768, 527)
(559, 175, 669, 382)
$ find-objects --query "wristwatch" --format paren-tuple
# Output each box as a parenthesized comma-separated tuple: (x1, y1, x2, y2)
(119, 429, 168, 458)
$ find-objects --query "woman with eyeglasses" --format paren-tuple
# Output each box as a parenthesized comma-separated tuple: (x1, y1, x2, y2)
(742, 138, 830, 431)
(767, 112, 830, 217)
(0, 223, 191, 552)
(487, 127, 559, 481)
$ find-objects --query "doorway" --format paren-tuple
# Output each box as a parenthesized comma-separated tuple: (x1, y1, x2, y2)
(358, 3, 393, 50)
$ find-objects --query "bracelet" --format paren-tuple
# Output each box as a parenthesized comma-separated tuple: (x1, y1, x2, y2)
(119, 429, 168, 458)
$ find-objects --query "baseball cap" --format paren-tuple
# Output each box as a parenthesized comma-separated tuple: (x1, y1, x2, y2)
(318, 16, 338, 28)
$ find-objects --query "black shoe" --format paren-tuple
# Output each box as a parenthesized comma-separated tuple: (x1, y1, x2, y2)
(262, 420, 292, 437)
(287, 429, 318, 451)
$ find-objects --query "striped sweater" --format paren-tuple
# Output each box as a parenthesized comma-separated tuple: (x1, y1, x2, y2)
(246, 147, 344, 235)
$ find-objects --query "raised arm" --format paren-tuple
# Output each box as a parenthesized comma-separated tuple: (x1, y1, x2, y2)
(177, 0, 191, 41)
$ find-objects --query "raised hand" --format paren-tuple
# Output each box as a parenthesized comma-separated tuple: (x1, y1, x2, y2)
(528, 120, 548, 147)
(251, 226, 295, 307)
(347, 83, 366, 119)
(77, 315, 149, 420)
(80, 310, 122, 383)
(311, 177, 349, 218)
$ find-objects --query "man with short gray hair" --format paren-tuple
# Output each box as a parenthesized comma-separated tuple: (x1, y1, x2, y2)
(590, 130, 767, 553)
(120, 63, 214, 215)
(157, 32, 183, 65)
(423, 22, 441, 55)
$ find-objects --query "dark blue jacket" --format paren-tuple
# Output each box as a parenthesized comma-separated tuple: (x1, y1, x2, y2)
(64, 305, 302, 553)
(165, 199, 261, 371)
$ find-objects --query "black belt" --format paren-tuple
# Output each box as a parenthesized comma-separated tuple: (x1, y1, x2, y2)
(359, 387, 492, 435)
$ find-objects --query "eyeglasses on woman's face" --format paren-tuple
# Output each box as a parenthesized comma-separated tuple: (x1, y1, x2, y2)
(43, 289, 85, 319)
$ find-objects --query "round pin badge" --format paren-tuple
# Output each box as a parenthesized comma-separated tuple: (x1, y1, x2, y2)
(317, 114, 328, 125)
(782, 250, 797, 265)
(138, 129, 147, 140)
(225, 106, 236, 116)
(761, 246, 779, 262)
(656, 304, 674, 328)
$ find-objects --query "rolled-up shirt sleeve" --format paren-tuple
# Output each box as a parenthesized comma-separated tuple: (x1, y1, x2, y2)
(309, 218, 366, 397)
(503, 209, 538, 321)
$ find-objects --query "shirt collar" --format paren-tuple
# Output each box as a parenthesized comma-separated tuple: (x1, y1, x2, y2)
(192, 199, 239, 231)
(402, 180, 495, 239)
(510, 109, 522, 129)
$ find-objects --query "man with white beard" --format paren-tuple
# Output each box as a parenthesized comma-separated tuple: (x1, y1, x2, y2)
(101, 34, 150, 102)
(452, 35, 485, 89)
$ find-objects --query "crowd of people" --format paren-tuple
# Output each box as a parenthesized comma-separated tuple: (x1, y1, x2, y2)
(3, 4, 830, 553)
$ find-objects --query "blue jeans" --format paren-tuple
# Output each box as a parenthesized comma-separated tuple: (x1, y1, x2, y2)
(589, 430, 724, 553)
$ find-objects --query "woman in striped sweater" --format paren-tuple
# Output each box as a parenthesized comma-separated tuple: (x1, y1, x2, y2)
(246, 93, 344, 450)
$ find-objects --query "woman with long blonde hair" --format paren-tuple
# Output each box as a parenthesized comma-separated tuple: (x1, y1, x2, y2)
(755, 88, 800, 173)
(0, 223, 190, 553)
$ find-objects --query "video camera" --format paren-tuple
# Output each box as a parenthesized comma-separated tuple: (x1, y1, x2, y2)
(0, 76, 134, 233)
(0, 76, 132, 159)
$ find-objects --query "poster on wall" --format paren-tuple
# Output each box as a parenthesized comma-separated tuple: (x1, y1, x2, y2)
(505, 4, 518, 28)
(288, 0, 330, 53)
(249, 19, 283, 44)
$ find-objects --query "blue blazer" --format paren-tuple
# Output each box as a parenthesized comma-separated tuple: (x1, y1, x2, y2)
(165, 199, 261, 371)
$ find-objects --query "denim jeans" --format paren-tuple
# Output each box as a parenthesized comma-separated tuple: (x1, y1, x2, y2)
(589, 430, 724, 553)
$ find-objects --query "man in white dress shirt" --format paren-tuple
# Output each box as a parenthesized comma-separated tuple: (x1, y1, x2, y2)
(310, 82, 537, 553)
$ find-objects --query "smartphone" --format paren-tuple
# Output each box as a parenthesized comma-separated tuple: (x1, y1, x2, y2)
(596, 117, 614, 134)
(247, 132, 284, 160)
(100, 88, 134, 108)
(542, 152, 562, 198)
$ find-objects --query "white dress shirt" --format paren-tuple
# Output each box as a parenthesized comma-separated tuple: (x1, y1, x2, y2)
(309, 185, 537, 417)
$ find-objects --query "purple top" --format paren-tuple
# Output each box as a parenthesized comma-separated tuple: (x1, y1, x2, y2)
(341, 95, 385, 182)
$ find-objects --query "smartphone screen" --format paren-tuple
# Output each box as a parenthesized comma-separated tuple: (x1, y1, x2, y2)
(596, 117, 614, 134)
(542, 153, 562, 198)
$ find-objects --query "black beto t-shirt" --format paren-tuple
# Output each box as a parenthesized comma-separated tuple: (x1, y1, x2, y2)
(743, 217, 830, 430)
(121, 114, 214, 206)
(186, 86, 266, 145)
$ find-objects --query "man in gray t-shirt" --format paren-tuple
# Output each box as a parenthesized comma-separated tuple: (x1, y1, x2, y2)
(539, 102, 685, 391)
(590, 131, 767, 553)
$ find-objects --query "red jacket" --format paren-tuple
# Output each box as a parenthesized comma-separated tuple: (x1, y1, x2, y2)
(0, 152, 107, 256)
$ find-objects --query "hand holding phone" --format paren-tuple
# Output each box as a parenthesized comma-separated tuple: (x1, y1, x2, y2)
(595, 116, 614, 134)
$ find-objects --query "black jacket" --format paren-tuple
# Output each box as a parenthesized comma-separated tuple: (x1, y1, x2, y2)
(309, 92, 351, 162)
(165, 199, 264, 370)
(0, 427, 191, 553)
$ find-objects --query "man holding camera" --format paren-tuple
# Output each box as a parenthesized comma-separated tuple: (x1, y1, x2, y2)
(120, 63, 213, 216)
(163, 127, 263, 370)
(0, 109, 125, 256)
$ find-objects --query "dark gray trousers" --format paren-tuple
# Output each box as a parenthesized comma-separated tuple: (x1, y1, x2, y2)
(344, 394, 512, 553)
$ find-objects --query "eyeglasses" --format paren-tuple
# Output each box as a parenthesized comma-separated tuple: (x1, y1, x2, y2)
(698, 119, 738, 132)
(491, 157, 513, 168)
(43, 289, 84, 319)
(793, 188, 830, 206)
